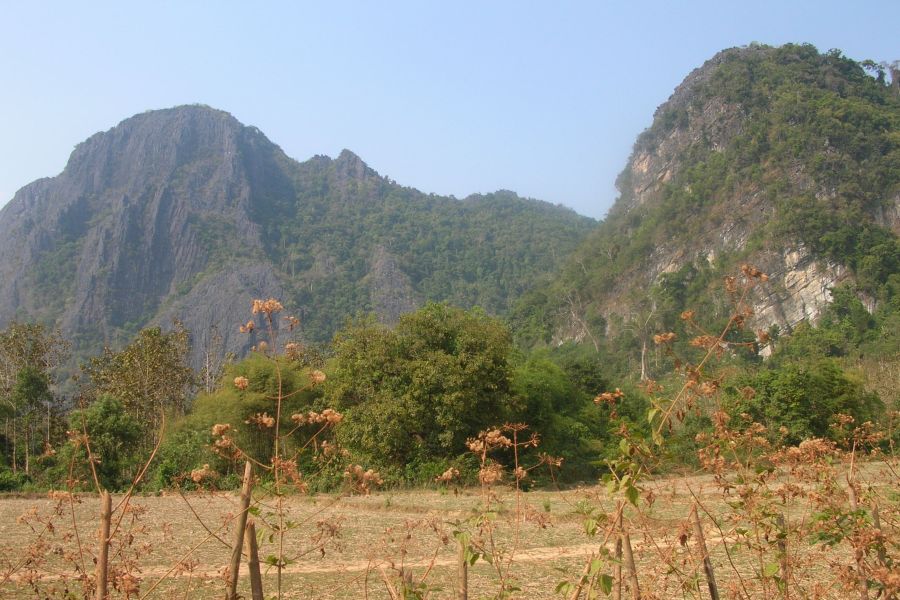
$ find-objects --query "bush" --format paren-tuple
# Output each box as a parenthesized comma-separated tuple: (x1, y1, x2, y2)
(725, 359, 883, 444)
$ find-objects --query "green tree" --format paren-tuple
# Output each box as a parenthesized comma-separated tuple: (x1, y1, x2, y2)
(725, 359, 883, 444)
(82, 324, 196, 432)
(155, 353, 324, 487)
(0, 322, 69, 475)
(9, 367, 53, 475)
(58, 396, 142, 490)
(326, 303, 514, 472)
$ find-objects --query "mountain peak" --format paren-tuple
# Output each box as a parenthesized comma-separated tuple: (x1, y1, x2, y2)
(333, 148, 377, 181)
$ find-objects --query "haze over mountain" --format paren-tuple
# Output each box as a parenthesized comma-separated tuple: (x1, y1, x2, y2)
(0, 106, 595, 368)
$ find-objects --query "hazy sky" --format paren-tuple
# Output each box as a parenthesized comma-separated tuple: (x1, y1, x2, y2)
(1, 1, 897, 219)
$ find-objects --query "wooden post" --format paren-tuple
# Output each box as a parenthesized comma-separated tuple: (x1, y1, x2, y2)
(691, 504, 720, 600)
(621, 527, 641, 600)
(568, 552, 594, 600)
(96, 491, 111, 600)
(245, 521, 264, 600)
(872, 505, 888, 567)
(614, 506, 623, 600)
(776, 513, 789, 598)
(226, 461, 253, 600)
(457, 536, 468, 600)
(846, 478, 868, 600)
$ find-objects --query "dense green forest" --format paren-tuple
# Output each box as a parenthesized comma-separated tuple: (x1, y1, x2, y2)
(0, 279, 895, 492)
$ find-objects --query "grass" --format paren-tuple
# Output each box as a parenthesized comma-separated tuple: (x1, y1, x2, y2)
(1, 459, 894, 599)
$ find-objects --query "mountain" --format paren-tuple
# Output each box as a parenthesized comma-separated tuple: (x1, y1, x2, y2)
(514, 44, 899, 348)
(0, 105, 596, 369)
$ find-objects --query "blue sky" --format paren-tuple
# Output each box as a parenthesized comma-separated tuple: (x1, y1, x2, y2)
(1, 1, 897, 219)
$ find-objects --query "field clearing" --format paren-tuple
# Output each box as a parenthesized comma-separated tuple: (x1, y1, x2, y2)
(0, 462, 896, 599)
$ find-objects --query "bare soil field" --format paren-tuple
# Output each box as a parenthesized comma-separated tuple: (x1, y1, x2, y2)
(0, 462, 895, 599)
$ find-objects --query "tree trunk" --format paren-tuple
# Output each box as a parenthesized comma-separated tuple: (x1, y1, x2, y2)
(96, 492, 112, 600)
(639, 339, 648, 381)
(226, 461, 254, 600)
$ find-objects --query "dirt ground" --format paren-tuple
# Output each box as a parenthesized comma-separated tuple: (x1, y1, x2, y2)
(0, 463, 894, 599)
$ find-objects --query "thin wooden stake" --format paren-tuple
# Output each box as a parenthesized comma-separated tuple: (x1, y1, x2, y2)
(776, 513, 790, 599)
(691, 504, 720, 600)
(245, 521, 264, 600)
(226, 461, 253, 600)
(614, 506, 623, 600)
(457, 537, 468, 600)
(872, 505, 888, 568)
(96, 491, 111, 600)
(568, 552, 594, 600)
(846, 478, 869, 600)
(621, 527, 641, 600)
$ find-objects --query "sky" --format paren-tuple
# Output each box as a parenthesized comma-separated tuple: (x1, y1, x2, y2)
(0, 2, 897, 220)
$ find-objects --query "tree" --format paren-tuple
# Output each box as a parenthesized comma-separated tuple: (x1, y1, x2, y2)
(59, 396, 142, 490)
(326, 304, 514, 471)
(0, 322, 69, 474)
(725, 359, 883, 444)
(9, 367, 53, 475)
(82, 324, 196, 433)
(0, 322, 70, 394)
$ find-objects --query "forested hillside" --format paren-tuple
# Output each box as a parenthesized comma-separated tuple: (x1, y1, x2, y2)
(514, 44, 899, 361)
(0, 106, 595, 371)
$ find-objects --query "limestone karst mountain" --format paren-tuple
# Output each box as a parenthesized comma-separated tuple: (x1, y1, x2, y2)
(513, 44, 899, 348)
(0, 105, 596, 369)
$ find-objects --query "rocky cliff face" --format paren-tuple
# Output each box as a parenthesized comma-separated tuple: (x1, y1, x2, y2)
(539, 44, 900, 346)
(0, 105, 595, 370)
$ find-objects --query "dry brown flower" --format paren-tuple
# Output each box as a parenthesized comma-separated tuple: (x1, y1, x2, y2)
(309, 369, 327, 385)
(594, 388, 625, 404)
(251, 298, 284, 315)
(689, 335, 720, 349)
(653, 332, 677, 344)
(434, 467, 460, 483)
(211, 423, 231, 437)
(344, 464, 383, 495)
(478, 463, 504, 485)
(245, 412, 276, 429)
(190, 464, 215, 483)
(233, 376, 249, 391)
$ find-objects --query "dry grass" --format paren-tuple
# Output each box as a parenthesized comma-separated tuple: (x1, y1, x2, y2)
(0, 459, 894, 599)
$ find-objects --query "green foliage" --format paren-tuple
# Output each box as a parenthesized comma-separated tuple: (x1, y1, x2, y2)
(0, 467, 28, 491)
(0, 322, 70, 395)
(56, 396, 143, 491)
(82, 324, 196, 428)
(155, 353, 324, 486)
(724, 359, 883, 444)
(326, 304, 514, 473)
(249, 158, 596, 342)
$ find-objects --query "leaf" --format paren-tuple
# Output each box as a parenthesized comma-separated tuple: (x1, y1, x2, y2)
(625, 484, 639, 506)
(584, 518, 598, 536)
(763, 562, 780, 578)
(555, 581, 573, 594)
(647, 407, 660, 424)
(599, 573, 614, 595)
(589, 559, 603, 576)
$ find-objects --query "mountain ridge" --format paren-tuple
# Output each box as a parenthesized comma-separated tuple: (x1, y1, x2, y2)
(513, 44, 899, 354)
(0, 105, 596, 370)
